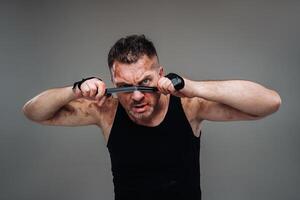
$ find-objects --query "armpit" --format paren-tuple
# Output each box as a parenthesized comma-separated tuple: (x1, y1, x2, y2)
(181, 97, 203, 137)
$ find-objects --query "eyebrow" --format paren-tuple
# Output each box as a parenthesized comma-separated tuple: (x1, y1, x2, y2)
(115, 74, 153, 86)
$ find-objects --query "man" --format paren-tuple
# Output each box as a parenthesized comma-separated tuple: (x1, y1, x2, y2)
(22, 34, 281, 200)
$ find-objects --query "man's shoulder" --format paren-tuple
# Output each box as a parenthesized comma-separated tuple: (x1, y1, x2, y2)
(88, 96, 118, 118)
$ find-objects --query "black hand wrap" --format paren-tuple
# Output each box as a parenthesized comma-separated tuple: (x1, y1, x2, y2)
(165, 73, 185, 91)
(72, 77, 102, 91)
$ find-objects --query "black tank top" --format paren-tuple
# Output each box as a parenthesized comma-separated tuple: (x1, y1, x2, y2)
(107, 95, 201, 200)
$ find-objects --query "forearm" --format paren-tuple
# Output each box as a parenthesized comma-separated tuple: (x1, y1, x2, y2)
(185, 79, 281, 117)
(22, 86, 77, 121)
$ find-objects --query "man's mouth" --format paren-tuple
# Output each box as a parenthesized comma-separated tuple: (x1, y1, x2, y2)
(132, 103, 148, 113)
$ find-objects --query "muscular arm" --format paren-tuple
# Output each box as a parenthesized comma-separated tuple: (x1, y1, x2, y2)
(182, 79, 281, 121)
(22, 86, 98, 126)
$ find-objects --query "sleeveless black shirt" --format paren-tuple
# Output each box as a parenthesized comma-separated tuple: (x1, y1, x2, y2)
(107, 95, 201, 200)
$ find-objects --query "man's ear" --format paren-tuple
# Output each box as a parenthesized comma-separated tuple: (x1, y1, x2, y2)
(110, 76, 116, 86)
(110, 64, 116, 86)
(159, 66, 164, 76)
(110, 72, 115, 85)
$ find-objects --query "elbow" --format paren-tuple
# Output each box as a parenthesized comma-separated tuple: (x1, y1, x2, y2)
(22, 102, 42, 122)
(22, 103, 30, 118)
(270, 91, 282, 113)
(254, 91, 281, 119)
(260, 91, 282, 117)
(22, 103, 35, 121)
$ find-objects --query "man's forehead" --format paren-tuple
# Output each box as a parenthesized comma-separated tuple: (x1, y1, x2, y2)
(112, 55, 159, 81)
(114, 71, 154, 84)
(113, 55, 158, 71)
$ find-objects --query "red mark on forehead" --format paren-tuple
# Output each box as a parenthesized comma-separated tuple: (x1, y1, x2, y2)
(112, 55, 159, 85)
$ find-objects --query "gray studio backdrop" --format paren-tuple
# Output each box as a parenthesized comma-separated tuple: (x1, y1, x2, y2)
(1, 1, 299, 200)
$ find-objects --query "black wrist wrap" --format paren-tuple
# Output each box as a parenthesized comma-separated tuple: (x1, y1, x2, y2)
(72, 77, 102, 91)
(165, 73, 185, 91)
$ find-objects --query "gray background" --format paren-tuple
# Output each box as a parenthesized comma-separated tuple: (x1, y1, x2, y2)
(1, 0, 299, 200)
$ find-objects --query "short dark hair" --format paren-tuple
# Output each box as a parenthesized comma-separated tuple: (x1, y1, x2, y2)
(107, 34, 158, 70)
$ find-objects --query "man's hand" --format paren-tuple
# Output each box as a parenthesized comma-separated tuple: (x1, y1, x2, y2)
(73, 78, 107, 106)
(157, 74, 193, 98)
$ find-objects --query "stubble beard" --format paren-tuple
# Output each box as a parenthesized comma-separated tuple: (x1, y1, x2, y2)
(128, 106, 154, 120)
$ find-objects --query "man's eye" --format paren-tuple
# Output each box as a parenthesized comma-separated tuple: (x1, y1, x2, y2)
(141, 79, 150, 85)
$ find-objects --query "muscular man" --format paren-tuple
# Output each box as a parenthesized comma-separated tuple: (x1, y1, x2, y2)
(22, 35, 281, 200)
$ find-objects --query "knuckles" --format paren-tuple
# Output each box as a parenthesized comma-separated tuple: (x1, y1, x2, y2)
(157, 77, 175, 94)
(81, 79, 106, 99)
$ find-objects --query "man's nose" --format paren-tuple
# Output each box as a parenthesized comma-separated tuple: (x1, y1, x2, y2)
(131, 90, 145, 101)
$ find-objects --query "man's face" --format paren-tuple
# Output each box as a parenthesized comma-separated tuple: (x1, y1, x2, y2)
(111, 55, 163, 121)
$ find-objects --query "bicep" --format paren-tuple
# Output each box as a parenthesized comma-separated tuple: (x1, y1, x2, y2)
(197, 99, 262, 122)
(39, 99, 98, 126)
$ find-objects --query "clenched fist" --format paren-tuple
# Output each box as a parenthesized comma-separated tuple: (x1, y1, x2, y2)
(157, 76, 176, 95)
(72, 77, 107, 106)
(157, 73, 189, 97)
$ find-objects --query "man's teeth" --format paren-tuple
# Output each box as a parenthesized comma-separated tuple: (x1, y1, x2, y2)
(135, 104, 145, 108)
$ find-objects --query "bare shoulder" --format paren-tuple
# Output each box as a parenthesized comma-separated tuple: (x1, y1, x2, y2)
(87, 96, 118, 143)
(90, 97, 118, 130)
(88, 97, 118, 122)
